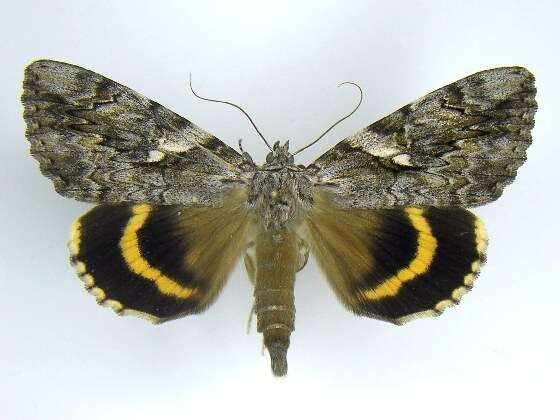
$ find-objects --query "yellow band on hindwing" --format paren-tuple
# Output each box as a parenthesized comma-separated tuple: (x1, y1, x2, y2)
(373, 211, 487, 325)
(119, 204, 195, 299)
(69, 210, 162, 323)
(361, 207, 437, 300)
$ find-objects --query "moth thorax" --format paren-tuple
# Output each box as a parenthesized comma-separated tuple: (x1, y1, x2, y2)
(247, 169, 313, 230)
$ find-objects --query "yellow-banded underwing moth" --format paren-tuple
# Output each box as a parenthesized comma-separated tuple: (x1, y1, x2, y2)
(22, 60, 536, 376)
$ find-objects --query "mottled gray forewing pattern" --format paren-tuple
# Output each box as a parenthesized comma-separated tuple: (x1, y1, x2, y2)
(308, 67, 537, 208)
(22, 60, 245, 205)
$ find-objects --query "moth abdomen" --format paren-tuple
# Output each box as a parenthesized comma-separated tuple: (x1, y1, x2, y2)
(254, 230, 298, 377)
(255, 294, 294, 377)
(254, 292, 296, 340)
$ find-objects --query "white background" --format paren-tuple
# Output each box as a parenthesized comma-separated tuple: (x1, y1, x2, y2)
(2, 1, 559, 419)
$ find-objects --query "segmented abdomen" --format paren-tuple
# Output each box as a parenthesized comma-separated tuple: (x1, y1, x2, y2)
(254, 229, 298, 377)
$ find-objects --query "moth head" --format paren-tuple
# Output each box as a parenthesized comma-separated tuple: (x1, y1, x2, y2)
(265, 141, 294, 166)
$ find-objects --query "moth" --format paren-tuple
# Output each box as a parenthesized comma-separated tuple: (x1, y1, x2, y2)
(22, 60, 536, 376)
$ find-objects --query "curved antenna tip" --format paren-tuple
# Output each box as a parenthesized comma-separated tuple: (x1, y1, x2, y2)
(187, 75, 272, 151)
(293, 81, 363, 156)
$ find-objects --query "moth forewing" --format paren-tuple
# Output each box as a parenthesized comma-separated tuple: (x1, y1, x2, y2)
(309, 66, 536, 209)
(22, 59, 246, 206)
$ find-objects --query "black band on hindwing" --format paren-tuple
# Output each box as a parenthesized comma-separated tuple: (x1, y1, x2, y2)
(363, 210, 418, 288)
(359, 207, 485, 323)
(70, 204, 202, 321)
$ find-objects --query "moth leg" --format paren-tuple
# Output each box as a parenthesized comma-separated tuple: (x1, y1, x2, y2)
(246, 300, 256, 334)
(244, 241, 257, 333)
(243, 241, 256, 284)
(297, 238, 310, 273)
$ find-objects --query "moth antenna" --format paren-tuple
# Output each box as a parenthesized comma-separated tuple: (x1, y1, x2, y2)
(189, 74, 273, 151)
(293, 81, 363, 156)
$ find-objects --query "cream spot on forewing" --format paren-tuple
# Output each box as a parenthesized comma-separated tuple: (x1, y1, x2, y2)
(158, 138, 192, 153)
(392, 154, 413, 166)
(147, 150, 165, 162)
(370, 145, 401, 158)
(347, 132, 402, 157)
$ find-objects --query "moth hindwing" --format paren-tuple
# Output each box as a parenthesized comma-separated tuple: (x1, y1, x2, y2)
(22, 60, 536, 376)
